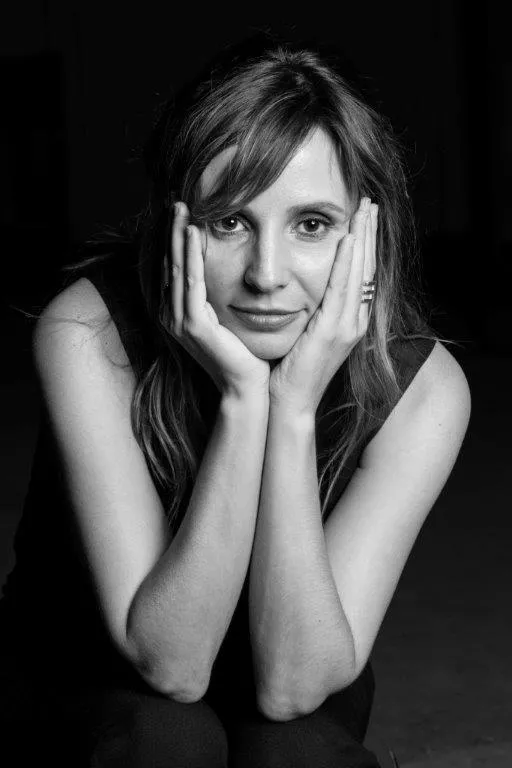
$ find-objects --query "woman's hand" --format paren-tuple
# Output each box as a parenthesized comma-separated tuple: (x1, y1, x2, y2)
(160, 202, 271, 400)
(268, 197, 378, 417)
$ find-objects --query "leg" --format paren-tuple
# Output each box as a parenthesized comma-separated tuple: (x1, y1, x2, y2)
(224, 662, 382, 768)
(85, 686, 229, 768)
(0, 672, 229, 768)
(227, 711, 381, 768)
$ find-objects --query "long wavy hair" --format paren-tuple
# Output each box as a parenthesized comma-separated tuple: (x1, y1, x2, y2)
(19, 33, 446, 532)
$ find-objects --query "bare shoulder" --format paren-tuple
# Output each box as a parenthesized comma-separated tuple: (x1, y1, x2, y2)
(33, 276, 132, 371)
(411, 340, 471, 421)
(362, 340, 471, 467)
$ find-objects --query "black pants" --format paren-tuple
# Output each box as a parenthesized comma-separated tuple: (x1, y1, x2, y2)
(0, 662, 381, 767)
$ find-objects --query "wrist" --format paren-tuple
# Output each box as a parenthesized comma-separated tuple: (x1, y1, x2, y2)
(269, 398, 316, 431)
(221, 387, 270, 414)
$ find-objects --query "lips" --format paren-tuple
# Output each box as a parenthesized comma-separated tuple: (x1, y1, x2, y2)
(232, 307, 298, 315)
(231, 307, 300, 331)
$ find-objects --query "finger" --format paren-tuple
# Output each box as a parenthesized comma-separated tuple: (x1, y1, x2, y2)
(359, 210, 375, 326)
(363, 205, 374, 283)
(171, 202, 188, 330)
(184, 224, 208, 326)
(370, 203, 378, 277)
(320, 233, 355, 318)
(345, 200, 369, 319)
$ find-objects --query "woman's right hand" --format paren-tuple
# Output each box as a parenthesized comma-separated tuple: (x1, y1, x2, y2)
(160, 202, 271, 400)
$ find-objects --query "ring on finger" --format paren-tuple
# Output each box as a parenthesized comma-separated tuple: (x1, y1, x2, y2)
(361, 280, 376, 304)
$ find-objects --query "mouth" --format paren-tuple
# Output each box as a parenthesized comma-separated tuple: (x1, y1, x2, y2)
(231, 307, 301, 331)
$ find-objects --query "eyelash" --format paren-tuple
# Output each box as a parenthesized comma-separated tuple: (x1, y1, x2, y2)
(208, 214, 335, 240)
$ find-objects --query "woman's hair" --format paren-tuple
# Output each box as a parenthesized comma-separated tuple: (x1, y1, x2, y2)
(19, 32, 450, 530)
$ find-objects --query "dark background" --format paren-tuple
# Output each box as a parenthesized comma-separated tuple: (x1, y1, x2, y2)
(1, 3, 511, 766)
(1, 1, 510, 351)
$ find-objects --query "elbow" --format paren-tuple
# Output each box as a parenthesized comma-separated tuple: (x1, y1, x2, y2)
(256, 674, 332, 722)
(124, 604, 210, 703)
(256, 690, 301, 722)
(136, 657, 210, 703)
(150, 673, 209, 704)
(256, 688, 326, 722)
(257, 674, 356, 721)
(123, 632, 210, 703)
(256, 660, 357, 722)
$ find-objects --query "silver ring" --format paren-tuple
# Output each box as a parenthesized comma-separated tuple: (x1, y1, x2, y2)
(361, 281, 376, 304)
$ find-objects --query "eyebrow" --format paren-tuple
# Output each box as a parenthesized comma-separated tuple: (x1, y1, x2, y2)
(238, 201, 348, 218)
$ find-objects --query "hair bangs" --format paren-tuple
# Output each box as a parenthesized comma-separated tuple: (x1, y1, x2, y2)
(189, 98, 318, 224)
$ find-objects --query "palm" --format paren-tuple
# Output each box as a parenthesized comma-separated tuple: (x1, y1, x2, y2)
(205, 301, 271, 388)
(269, 313, 317, 393)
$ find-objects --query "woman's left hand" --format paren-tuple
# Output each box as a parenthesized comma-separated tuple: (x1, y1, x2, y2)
(269, 196, 378, 417)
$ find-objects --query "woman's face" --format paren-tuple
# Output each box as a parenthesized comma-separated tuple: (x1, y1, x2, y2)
(198, 126, 355, 361)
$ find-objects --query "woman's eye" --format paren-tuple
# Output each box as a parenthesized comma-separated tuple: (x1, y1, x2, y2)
(210, 216, 245, 236)
(209, 214, 334, 239)
(297, 217, 332, 238)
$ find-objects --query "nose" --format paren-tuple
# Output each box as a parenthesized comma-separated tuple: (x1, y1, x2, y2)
(243, 233, 290, 292)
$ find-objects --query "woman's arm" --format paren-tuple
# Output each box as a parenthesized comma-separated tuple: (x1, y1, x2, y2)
(250, 342, 471, 721)
(249, 401, 355, 721)
(33, 278, 270, 704)
(127, 389, 269, 700)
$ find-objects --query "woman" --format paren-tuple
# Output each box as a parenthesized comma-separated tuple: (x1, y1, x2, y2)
(0, 34, 470, 767)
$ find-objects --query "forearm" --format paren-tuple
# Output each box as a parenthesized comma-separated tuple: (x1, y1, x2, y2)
(249, 406, 355, 717)
(127, 391, 269, 698)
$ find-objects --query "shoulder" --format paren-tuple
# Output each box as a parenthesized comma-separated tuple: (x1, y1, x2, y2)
(33, 276, 132, 371)
(407, 340, 471, 425)
(398, 340, 470, 417)
(362, 341, 471, 469)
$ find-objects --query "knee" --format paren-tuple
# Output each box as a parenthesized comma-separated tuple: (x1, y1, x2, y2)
(92, 692, 228, 767)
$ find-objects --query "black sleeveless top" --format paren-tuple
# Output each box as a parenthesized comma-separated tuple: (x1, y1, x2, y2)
(0, 247, 436, 704)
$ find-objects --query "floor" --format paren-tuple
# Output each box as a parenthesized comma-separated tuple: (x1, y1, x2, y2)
(1, 303, 510, 767)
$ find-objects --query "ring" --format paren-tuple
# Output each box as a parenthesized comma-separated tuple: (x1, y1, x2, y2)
(361, 279, 376, 304)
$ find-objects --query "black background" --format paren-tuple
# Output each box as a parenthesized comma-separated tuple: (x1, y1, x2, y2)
(1, 1, 509, 354)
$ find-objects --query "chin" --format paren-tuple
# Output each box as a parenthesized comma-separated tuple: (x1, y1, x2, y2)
(235, 332, 297, 362)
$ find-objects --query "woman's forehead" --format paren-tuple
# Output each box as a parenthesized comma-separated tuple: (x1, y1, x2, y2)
(198, 128, 349, 205)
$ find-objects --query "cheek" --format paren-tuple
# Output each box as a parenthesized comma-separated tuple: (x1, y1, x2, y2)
(304, 262, 336, 308)
(203, 260, 235, 306)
